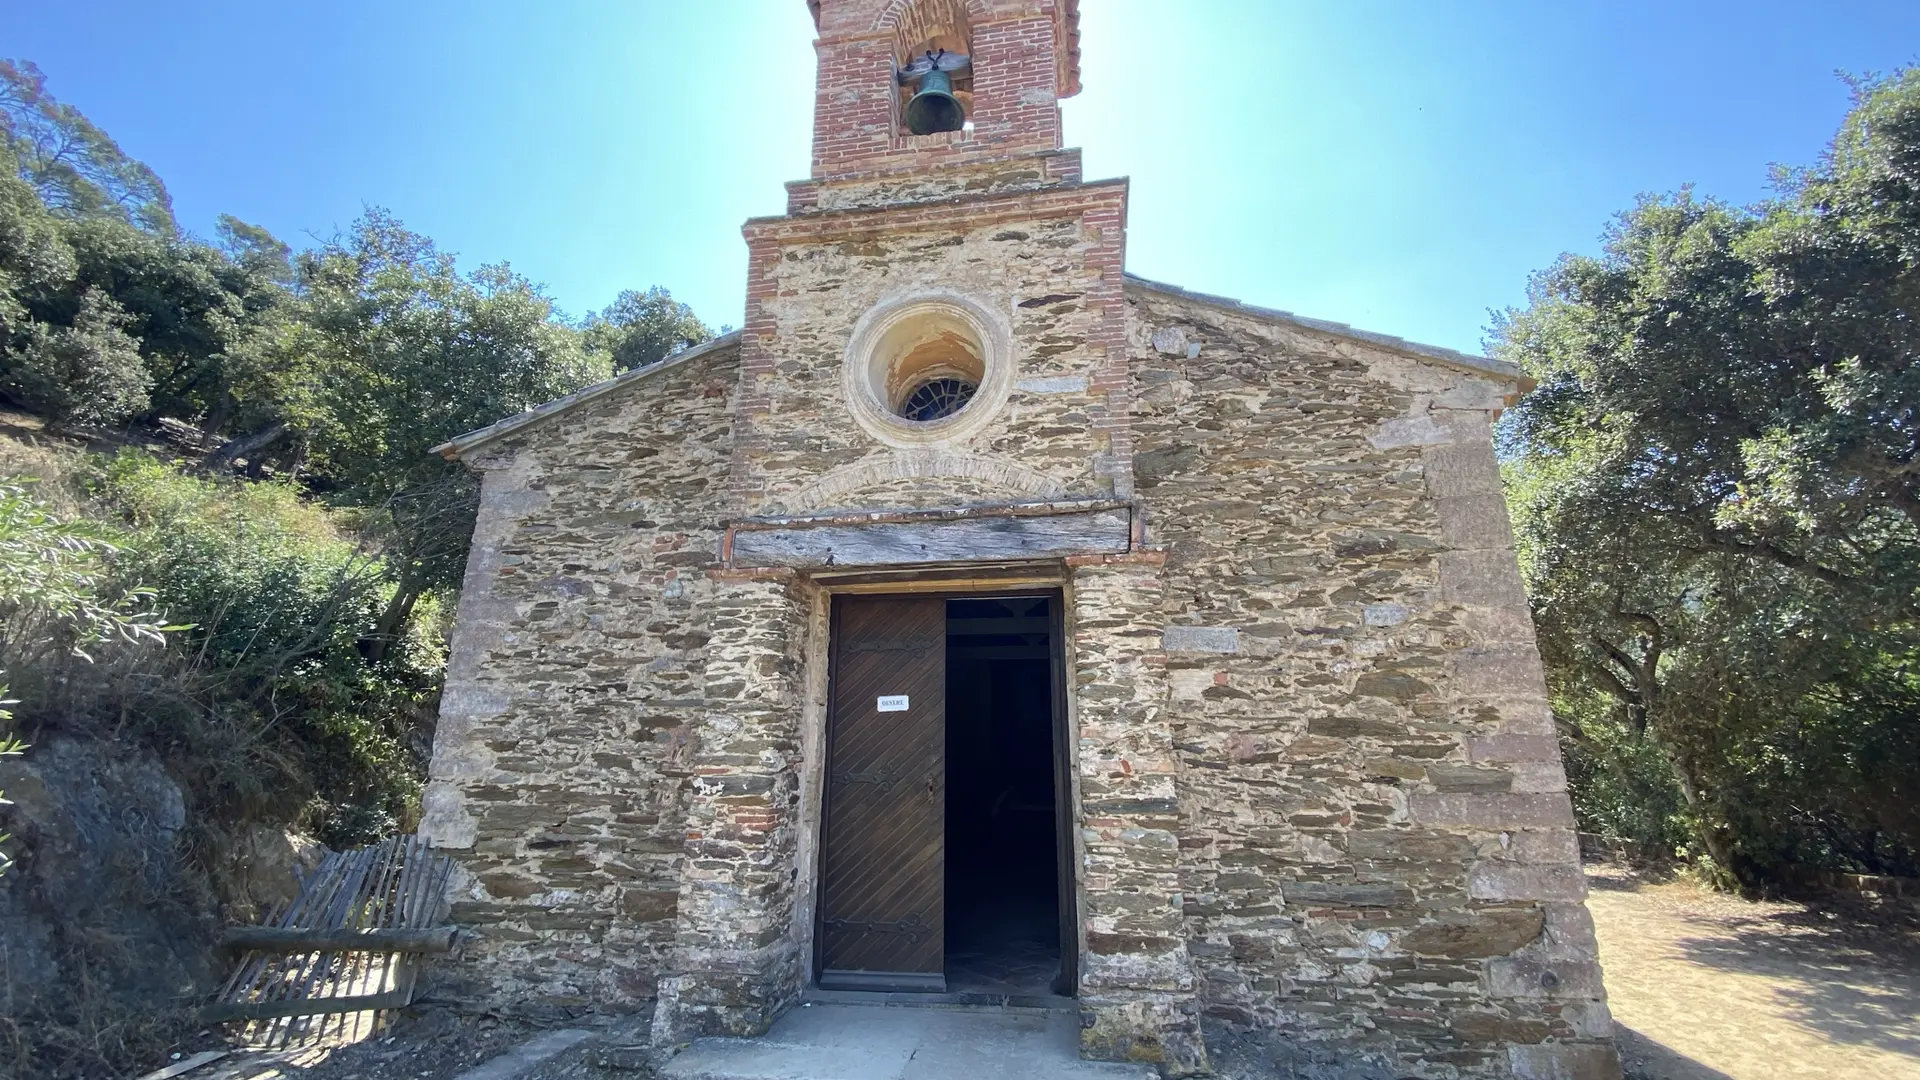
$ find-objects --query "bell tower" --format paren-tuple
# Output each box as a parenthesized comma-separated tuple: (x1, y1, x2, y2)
(732, 0, 1136, 517)
(802, 0, 1080, 186)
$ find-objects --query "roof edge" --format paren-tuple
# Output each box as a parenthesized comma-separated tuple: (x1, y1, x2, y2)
(1124, 275, 1532, 391)
(430, 330, 745, 461)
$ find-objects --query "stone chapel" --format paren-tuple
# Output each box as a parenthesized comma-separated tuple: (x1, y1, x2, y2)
(419, 2, 1620, 1076)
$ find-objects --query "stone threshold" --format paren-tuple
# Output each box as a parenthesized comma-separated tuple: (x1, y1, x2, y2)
(661, 1001, 1153, 1080)
(801, 987, 1078, 1014)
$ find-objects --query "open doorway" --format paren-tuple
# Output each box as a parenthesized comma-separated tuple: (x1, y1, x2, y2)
(945, 595, 1072, 997)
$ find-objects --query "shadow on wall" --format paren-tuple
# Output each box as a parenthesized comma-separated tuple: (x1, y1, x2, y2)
(1614, 1025, 1735, 1080)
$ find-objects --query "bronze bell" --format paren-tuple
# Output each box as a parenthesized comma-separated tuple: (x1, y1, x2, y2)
(904, 68, 965, 135)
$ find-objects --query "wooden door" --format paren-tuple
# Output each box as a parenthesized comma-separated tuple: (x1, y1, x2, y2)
(817, 595, 947, 991)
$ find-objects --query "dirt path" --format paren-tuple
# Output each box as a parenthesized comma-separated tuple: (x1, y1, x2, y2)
(1586, 863, 1920, 1079)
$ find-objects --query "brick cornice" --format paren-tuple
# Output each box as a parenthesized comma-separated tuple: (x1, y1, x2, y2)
(815, 11, 1036, 46)
(743, 177, 1127, 244)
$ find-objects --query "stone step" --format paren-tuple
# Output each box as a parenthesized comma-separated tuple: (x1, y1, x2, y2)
(661, 1002, 1157, 1080)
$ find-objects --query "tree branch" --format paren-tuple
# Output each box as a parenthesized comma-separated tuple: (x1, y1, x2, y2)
(198, 422, 289, 475)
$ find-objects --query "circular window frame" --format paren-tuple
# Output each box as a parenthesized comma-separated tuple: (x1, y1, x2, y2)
(841, 292, 1015, 449)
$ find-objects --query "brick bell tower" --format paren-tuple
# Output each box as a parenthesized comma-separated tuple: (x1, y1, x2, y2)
(727, 0, 1136, 516)
(651, 1, 1206, 1072)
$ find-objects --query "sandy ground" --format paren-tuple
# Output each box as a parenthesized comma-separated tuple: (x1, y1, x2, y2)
(1587, 863, 1920, 1080)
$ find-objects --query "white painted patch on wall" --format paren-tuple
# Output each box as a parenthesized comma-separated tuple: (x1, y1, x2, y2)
(1162, 625, 1240, 654)
(1364, 603, 1411, 627)
(1016, 375, 1089, 394)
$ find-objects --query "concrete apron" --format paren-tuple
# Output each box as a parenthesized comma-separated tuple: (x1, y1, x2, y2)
(661, 999, 1157, 1080)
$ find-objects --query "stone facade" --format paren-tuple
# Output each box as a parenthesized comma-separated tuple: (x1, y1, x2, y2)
(421, 339, 740, 1009)
(422, 2, 1618, 1076)
(1126, 284, 1616, 1078)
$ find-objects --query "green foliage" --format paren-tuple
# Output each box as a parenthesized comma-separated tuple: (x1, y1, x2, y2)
(0, 476, 167, 662)
(0, 477, 171, 878)
(2, 285, 149, 426)
(80, 453, 432, 845)
(93, 453, 375, 663)
(0, 59, 174, 233)
(1496, 68, 1920, 887)
(584, 285, 714, 373)
(288, 211, 612, 656)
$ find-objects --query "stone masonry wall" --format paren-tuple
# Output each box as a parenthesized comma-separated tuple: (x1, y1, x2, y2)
(652, 569, 815, 1042)
(1125, 285, 1619, 1080)
(735, 180, 1131, 517)
(420, 344, 740, 1012)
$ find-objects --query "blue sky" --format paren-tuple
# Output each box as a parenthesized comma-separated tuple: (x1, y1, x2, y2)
(5, 1, 1917, 356)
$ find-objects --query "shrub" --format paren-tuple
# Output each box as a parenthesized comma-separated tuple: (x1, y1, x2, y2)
(79, 452, 429, 845)
(0, 287, 150, 428)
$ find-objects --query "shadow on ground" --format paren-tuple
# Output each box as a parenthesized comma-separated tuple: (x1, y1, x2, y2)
(1669, 902, 1920, 1059)
(1614, 1024, 1735, 1080)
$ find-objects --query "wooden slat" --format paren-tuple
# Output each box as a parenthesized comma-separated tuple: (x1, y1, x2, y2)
(200, 988, 415, 1023)
(218, 926, 457, 954)
(135, 1050, 228, 1080)
(818, 596, 947, 989)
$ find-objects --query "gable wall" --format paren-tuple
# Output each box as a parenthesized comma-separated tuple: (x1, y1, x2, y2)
(1125, 287, 1618, 1079)
(419, 345, 740, 1010)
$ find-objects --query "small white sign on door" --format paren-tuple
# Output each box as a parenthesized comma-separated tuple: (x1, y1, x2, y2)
(876, 695, 910, 713)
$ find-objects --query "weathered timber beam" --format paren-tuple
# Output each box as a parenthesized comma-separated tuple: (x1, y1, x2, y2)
(200, 987, 415, 1023)
(730, 498, 1132, 531)
(729, 507, 1131, 570)
(219, 925, 457, 955)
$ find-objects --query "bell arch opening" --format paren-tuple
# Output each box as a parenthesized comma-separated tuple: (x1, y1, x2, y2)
(890, 0, 973, 136)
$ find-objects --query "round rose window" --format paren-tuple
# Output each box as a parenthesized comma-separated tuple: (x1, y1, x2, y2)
(842, 294, 1012, 448)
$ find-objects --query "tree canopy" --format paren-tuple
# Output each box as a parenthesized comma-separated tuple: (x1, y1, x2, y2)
(0, 57, 723, 658)
(1494, 68, 1920, 886)
(584, 285, 715, 373)
(0, 57, 715, 837)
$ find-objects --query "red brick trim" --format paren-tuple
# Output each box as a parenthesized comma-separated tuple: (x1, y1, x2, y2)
(745, 178, 1126, 243)
(1065, 550, 1167, 568)
(706, 566, 798, 584)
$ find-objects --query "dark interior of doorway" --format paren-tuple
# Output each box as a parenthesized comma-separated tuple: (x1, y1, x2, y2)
(945, 595, 1066, 997)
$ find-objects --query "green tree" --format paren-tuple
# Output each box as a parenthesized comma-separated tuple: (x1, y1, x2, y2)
(584, 285, 713, 373)
(295, 211, 609, 656)
(0, 78, 297, 435)
(1495, 69, 1920, 887)
(2, 284, 147, 427)
(0, 59, 173, 233)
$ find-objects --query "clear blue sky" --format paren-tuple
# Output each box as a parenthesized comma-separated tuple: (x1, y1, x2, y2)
(5, 1, 1917, 356)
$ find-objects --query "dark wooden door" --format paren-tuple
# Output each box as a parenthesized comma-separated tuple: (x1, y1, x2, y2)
(817, 595, 947, 991)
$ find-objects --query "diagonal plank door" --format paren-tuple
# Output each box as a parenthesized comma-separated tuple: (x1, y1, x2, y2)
(817, 595, 946, 991)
